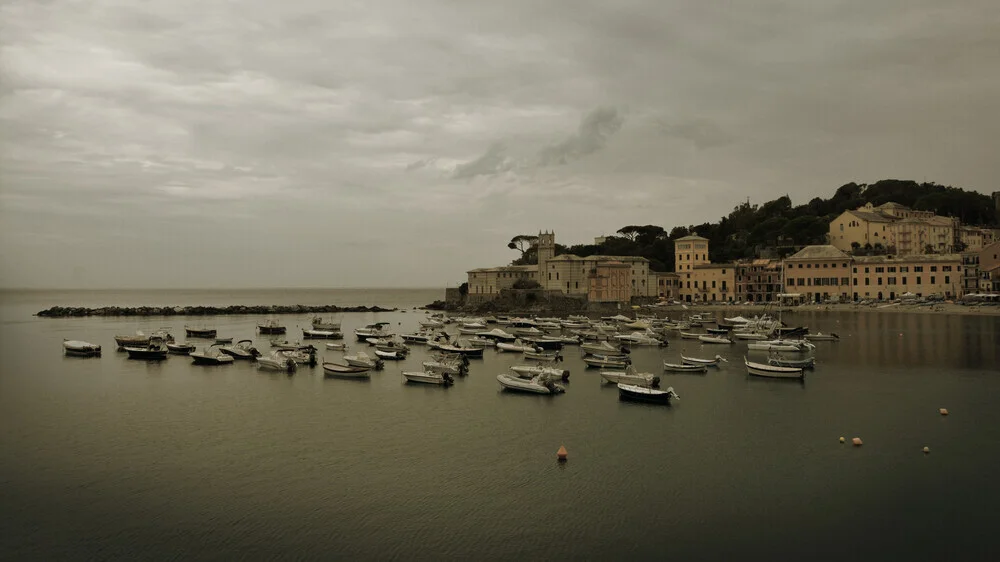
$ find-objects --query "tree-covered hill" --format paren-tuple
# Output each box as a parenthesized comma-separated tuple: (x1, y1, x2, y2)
(509, 180, 997, 271)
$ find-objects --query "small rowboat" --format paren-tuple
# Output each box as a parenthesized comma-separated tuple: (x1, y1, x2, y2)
(322, 362, 370, 378)
(617, 383, 679, 404)
(166, 342, 196, 355)
(680, 354, 727, 367)
(744, 357, 804, 379)
(662, 362, 708, 373)
(63, 340, 102, 357)
(768, 354, 816, 369)
(374, 348, 406, 360)
(698, 335, 733, 344)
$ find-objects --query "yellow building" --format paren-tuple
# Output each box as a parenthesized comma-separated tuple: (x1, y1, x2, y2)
(959, 226, 995, 252)
(542, 254, 652, 296)
(781, 245, 853, 303)
(674, 234, 710, 272)
(588, 260, 633, 302)
(828, 203, 897, 252)
(886, 216, 957, 255)
(851, 254, 963, 300)
(654, 272, 681, 300)
(673, 235, 734, 302)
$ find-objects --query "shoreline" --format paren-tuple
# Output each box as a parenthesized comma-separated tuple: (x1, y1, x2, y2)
(35, 304, 399, 318)
(659, 302, 1000, 316)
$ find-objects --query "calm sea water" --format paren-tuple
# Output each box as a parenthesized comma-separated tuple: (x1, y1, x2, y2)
(1, 289, 998, 561)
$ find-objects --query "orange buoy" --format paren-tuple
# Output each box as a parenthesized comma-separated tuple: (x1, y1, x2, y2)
(939, 408, 949, 416)
(852, 437, 863, 446)
(923, 446, 930, 454)
(556, 445, 568, 461)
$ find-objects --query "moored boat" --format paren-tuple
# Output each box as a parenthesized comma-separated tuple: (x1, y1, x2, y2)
(617, 383, 679, 404)
(322, 362, 371, 378)
(680, 354, 727, 367)
(115, 331, 150, 349)
(744, 356, 804, 379)
(509, 365, 570, 382)
(581, 341, 629, 356)
(325, 342, 349, 351)
(663, 361, 708, 373)
(497, 373, 565, 394)
(767, 353, 816, 369)
(257, 317, 286, 335)
(303, 328, 343, 340)
(166, 342, 196, 355)
(311, 316, 341, 331)
(403, 371, 454, 385)
(523, 349, 562, 362)
(344, 351, 383, 371)
(218, 339, 261, 360)
(63, 340, 102, 357)
(599, 366, 659, 387)
(125, 342, 168, 360)
(354, 322, 393, 342)
(582, 355, 630, 369)
(374, 348, 406, 361)
(190, 344, 235, 365)
(257, 351, 298, 373)
(698, 335, 733, 344)
(804, 332, 839, 342)
(185, 326, 217, 339)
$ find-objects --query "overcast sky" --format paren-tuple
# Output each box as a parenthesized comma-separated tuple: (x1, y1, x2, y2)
(1, 1, 997, 289)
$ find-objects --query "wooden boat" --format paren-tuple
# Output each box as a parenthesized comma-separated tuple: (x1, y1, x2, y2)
(218, 339, 261, 360)
(746, 340, 813, 352)
(125, 342, 168, 360)
(804, 332, 839, 342)
(401, 332, 432, 344)
(402, 371, 454, 385)
(497, 373, 565, 394)
(680, 354, 727, 367)
(583, 355, 630, 369)
(374, 348, 406, 360)
(524, 350, 562, 362)
(768, 354, 816, 369)
(322, 362, 371, 378)
(257, 317, 286, 335)
(63, 340, 102, 357)
(115, 331, 150, 348)
(698, 335, 733, 344)
(509, 365, 570, 382)
(599, 366, 659, 387)
(190, 345, 235, 365)
(311, 316, 341, 331)
(744, 356, 804, 379)
(166, 342, 196, 355)
(662, 362, 708, 373)
(617, 383, 679, 404)
(706, 327, 730, 335)
(303, 328, 343, 340)
(184, 326, 217, 339)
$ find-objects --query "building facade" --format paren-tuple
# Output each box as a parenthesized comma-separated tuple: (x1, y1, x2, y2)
(672, 235, 734, 302)
(828, 201, 975, 256)
(852, 255, 963, 300)
(588, 260, 632, 302)
(466, 265, 539, 302)
(782, 246, 853, 303)
(735, 259, 782, 303)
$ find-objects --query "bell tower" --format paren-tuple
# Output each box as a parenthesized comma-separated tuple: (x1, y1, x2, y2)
(536, 230, 555, 284)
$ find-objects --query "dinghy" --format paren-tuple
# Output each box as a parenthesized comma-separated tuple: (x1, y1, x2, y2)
(403, 371, 454, 385)
(662, 361, 708, 373)
(599, 365, 659, 387)
(698, 335, 733, 344)
(125, 342, 168, 360)
(680, 354, 727, 367)
(190, 344, 234, 365)
(496, 373, 564, 394)
(744, 356, 804, 379)
(184, 326, 217, 339)
(63, 340, 102, 357)
(509, 365, 570, 382)
(804, 332, 839, 342)
(617, 383, 679, 404)
(166, 342, 196, 355)
(322, 362, 370, 378)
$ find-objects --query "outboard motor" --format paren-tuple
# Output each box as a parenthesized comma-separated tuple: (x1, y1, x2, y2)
(651, 375, 661, 388)
(375, 359, 385, 371)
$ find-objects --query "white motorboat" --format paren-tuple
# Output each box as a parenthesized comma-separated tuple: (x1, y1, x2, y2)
(523, 350, 562, 362)
(496, 373, 565, 394)
(733, 332, 769, 341)
(311, 316, 341, 331)
(423, 356, 468, 376)
(583, 355, 630, 369)
(509, 365, 570, 382)
(325, 342, 349, 351)
(555, 335, 581, 345)
(257, 317, 286, 335)
(278, 348, 318, 366)
(401, 332, 432, 344)
(166, 342, 196, 355)
(344, 351, 383, 370)
(496, 339, 537, 353)
(466, 336, 495, 347)
(458, 322, 487, 335)
(768, 354, 816, 369)
(403, 371, 455, 385)
(124, 342, 168, 360)
(746, 340, 812, 352)
(219, 339, 261, 360)
(190, 344, 235, 365)
(372, 338, 409, 354)
(614, 331, 665, 346)
(804, 332, 840, 342)
(561, 321, 590, 330)
(354, 322, 393, 342)
(745, 356, 804, 379)
(599, 365, 659, 387)
(581, 341, 629, 356)
(663, 361, 708, 373)
(419, 318, 444, 329)
(303, 328, 342, 340)
(374, 348, 406, 360)
(679, 331, 702, 340)
(257, 351, 297, 373)
(617, 383, 679, 404)
(680, 354, 727, 367)
(271, 339, 310, 351)
(475, 328, 517, 342)
(63, 340, 102, 357)
(698, 335, 733, 344)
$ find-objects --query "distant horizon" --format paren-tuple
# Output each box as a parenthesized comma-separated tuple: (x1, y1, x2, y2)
(0, 286, 450, 292)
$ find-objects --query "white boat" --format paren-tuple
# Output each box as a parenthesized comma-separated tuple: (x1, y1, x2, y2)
(561, 321, 590, 330)
(63, 340, 102, 357)
(114, 331, 149, 348)
(614, 331, 665, 346)
(419, 318, 444, 329)
(583, 355, 630, 369)
(374, 348, 405, 360)
(476, 328, 517, 342)
(733, 332, 769, 341)
(311, 316, 341, 331)
(466, 336, 495, 347)
(617, 383, 679, 404)
(509, 365, 570, 382)
(680, 354, 727, 367)
(581, 341, 628, 355)
(322, 362, 371, 378)
(496, 339, 537, 353)
(523, 350, 561, 362)
(663, 361, 708, 373)
(303, 328, 342, 340)
(354, 322, 393, 342)
(278, 347, 318, 365)
(325, 342, 349, 351)
(124, 342, 168, 360)
(768, 354, 816, 369)
(555, 335, 581, 345)
(344, 351, 383, 370)
(270, 339, 310, 350)
(804, 332, 840, 342)
(679, 331, 702, 340)
(257, 317, 286, 335)
(190, 344, 234, 365)
(746, 340, 813, 352)
(496, 373, 565, 394)
(401, 332, 432, 344)
(403, 371, 454, 385)
(458, 322, 487, 335)
(257, 351, 297, 373)
(745, 356, 804, 379)
(219, 339, 261, 360)
(166, 342, 196, 355)
(423, 360, 467, 376)
(698, 335, 733, 344)
(599, 365, 659, 387)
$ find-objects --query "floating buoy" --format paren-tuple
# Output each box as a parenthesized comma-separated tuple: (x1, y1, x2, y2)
(923, 446, 930, 454)
(939, 408, 949, 416)
(852, 437, 863, 446)
(839, 436, 845, 443)
(556, 445, 568, 461)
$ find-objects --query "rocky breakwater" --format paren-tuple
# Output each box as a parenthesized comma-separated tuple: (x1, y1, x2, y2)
(36, 304, 397, 318)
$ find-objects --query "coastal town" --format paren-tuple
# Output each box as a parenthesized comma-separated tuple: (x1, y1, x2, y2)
(459, 195, 1000, 309)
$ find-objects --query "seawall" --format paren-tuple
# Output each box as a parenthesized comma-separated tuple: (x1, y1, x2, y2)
(36, 304, 397, 318)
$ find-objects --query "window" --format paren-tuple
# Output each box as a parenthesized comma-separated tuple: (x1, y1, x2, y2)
(877, 277, 882, 285)
(807, 264, 812, 269)
(575, 281, 578, 289)
(900, 266, 909, 273)
(840, 223, 844, 232)
(930, 276, 936, 284)
(888, 267, 896, 273)
(865, 278, 870, 286)
(865, 267, 870, 273)
(944, 276, 950, 284)
(853, 267, 858, 273)
(841, 277, 849, 285)
(914, 266, 923, 272)
(931, 266, 938, 272)
(902, 277, 907, 285)
(875, 267, 884, 273)
(712, 280, 716, 288)
(942, 266, 952, 272)
(916, 277, 922, 284)
(556, 272, 559, 280)
(823, 263, 828, 268)
(888, 277, 896, 285)
(798, 264, 803, 268)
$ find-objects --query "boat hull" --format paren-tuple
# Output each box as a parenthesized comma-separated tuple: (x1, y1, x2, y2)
(617, 384, 676, 404)
(125, 347, 167, 360)
(185, 328, 217, 339)
(496, 374, 563, 394)
(258, 326, 286, 335)
(745, 358, 804, 379)
(663, 363, 707, 373)
(403, 371, 453, 385)
(63, 341, 102, 357)
(322, 362, 371, 378)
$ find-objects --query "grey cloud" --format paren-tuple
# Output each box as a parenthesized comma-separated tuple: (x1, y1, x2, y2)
(656, 117, 735, 149)
(536, 106, 624, 166)
(451, 142, 512, 179)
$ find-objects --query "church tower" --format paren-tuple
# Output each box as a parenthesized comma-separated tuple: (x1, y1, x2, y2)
(536, 230, 555, 285)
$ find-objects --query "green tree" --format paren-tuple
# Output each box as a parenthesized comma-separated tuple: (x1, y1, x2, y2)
(507, 235, 538, 257)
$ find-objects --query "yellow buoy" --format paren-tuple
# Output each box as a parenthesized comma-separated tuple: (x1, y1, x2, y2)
(923, 446, 930, 454)
(839, 437, 845, 443)
(939, 408, 949, 416)
(852, 437, 863, 446)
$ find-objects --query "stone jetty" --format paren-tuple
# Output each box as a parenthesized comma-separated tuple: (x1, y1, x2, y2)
(36, 304, 396, 318)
